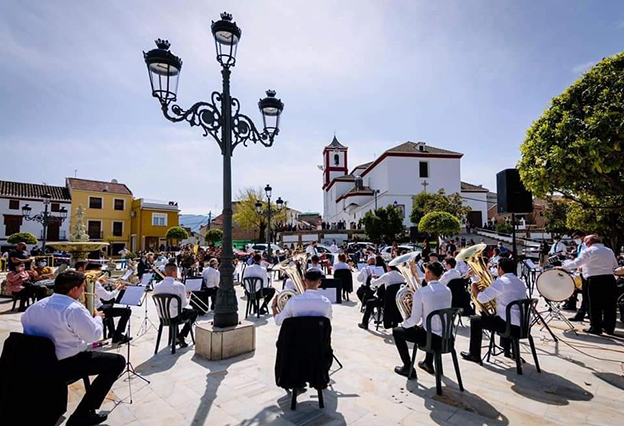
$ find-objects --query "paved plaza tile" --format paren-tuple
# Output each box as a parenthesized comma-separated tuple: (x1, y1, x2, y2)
(1, 270, 623, 425)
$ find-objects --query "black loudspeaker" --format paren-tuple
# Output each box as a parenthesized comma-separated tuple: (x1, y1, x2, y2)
(496, 169, 533, 214)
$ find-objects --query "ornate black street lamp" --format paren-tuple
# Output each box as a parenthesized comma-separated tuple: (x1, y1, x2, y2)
(143, 12, 284, 328)
(254, 186, 284, 262)
(21, 193, 68, 252)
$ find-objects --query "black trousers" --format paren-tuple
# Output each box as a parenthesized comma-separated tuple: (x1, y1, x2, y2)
(356, 285, 375, 305)
(179, 308, 198, 339)
(587, 274, 617, 334)
(100, 304, 131, 339)
(58, 351, 125, 415)
(248, 287, 276, 311)
(362, 297, 383, 324)
(392, 326, 436, 367)
(468, 315, 516, 357)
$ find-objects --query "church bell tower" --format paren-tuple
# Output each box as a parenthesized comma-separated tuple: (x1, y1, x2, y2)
(322, 135, 348, 189)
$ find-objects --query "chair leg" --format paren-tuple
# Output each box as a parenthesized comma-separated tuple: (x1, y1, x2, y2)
(486, 332, 495, 363)
(171, 325, 177, 355)
(438, 352, 444, 376)
(256, 298, 261, 319)
(318, 388, 324, 409)
(189, 324, 195, 345)
(528, 335, 541, 373)
(514, 338, 522, 375)
(409, 345, 418, 380)
(434, 353, 443, 396)
(154, 324, 163, 355)
(245, 297, 250, 319)
(451, 349, 464, 392)
(291, 388, 297, 410)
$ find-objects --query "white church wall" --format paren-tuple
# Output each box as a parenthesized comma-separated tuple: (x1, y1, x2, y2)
(387, 156, 461, 195)
(364, 161, 389, 193)
(462, 191, 489, 227)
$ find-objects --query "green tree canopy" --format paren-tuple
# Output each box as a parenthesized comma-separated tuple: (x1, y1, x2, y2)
(518, 52, 624, 209)
(7, 232, 38, 245)
(205, 228, 223, 245)
(544, 199, 570, 236)
(166, 226, 189, 241)
(233, 187, 287, 241)
(418, 211, 461, 238)
(495, 221, 513, 235)
(361, 205, 405, 243)
(410, 189, 471, 225)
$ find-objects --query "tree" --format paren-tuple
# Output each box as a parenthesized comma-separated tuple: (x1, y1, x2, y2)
(410, 189, 471, 225)
(519, 52, 624, 208)
(544, 200, 570, 236)
(233, 187, 287, 241)
(566, 198, 624, 250)
(495, 220, 513, 235)
(166, 226, 189, 243)
(361, 205, 405, 243)
(205, 228, 223, 245)
(418, 212, 461, 241)
(7, 232, 38, 245)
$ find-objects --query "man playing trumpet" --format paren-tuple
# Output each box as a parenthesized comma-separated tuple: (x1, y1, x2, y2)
(272, 269, 332, 325)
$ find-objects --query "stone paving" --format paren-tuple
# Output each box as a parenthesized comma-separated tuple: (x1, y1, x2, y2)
(1, 270, 624, 425)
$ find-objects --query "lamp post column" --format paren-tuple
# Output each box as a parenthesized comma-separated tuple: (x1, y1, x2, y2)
(41, 203, 49, 253)
(214, 68, 238, 328)
(266, 199, 272, 261)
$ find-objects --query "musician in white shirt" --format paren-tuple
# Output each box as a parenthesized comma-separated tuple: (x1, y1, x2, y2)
(549, 235, 567, 256)
(309, 255, 324, 274)
(356, 256, 377, 304)
(332, 253, 351, 271)
(305, 241, 319, 256)
(439, 258, 462, 286)
(392, 262, 452, 377)
(22, 271, 125, 426)
(358, 266, 404, 330)
(273, 269, 332, 325)
(242, 254, 276, 314)
(562, 234, 618, 335)
(153, 264, 198, 347)
(461, 258, 527, 363)
(200, 258, 220, 310)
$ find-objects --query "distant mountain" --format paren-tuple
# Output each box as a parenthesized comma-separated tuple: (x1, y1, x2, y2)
(179, 214, 210, 233)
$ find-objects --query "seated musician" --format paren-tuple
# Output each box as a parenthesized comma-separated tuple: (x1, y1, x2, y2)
(83, 263, 131, 344)
(461, 258, 527, 363)
(153, 264, 198, 348)
(309, 255, 324, 273)
(8, 263, 47, 311)
(392, 261, 451, 377)
(21, 270, 125, 426)
(199, 258, 220, 311)
(272, 269, 332, 325)
(242, 254, 276, 315)
(333, 253, 351, 271)
(442, 258, 474, 315)
(358, 265, 404, 330)
(356, 256, 377, 304)
(439, 258, 461, 285)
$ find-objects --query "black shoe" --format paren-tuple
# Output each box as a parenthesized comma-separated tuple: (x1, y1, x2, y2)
(394, 365, 416, 379)
(177, 337, 189, 348)
(418, 361, 435, 375)
(583, 328, 602, 335)
(358, 323, 368, 330)
(112, 334, 132, 345)
(67, 410, 108, 426)
(461, 351, 482, 364)
(569, 315, 585, 322)
(605, 330, 616, 336)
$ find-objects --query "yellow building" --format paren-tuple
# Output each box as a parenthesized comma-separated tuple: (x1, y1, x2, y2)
(66, 178, 133, 255)
(130, 198, 180, 252)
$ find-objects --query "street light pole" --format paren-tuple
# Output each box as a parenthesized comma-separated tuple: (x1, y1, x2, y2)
(22, 193, 67, 253)
(143, 12, 284, 328)
(41, 200, 50, 252)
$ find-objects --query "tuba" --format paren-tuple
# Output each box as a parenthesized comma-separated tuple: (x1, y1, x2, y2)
(272, 252, 308, 313)
(392, 251, 422, 320)
(82, 270, 106, 316)
(455, 243, 496, 316)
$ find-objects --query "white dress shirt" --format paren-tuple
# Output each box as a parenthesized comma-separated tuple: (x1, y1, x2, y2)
(242, 263, 270, 291)
(439, 268, 461, 286)
(330, 244, 339, 253)
(153, 277, 189, 318)
(370, 270, 405, 290)
(357, 265, 374, 284)
(562, 243, 617, 278)
(21, 293, 103, 360)
(455, 260, 469, 276)
(306, 245, 318, 256)
(332, 261, 350, 271)
(274, 289, 332, 325)
(94, 281, 118, 309)
(477, 273, 527, 326)
(549, 241, 567, 256)
(284, 278, 295, 291)
(202, 267, 220, 289)
(309, 263, 323, 272)
(401, 281, 452, 335)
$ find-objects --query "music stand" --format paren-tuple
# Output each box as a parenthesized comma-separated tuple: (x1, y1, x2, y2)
(118, 286, 150, 403)
(136, 281, 157, 337)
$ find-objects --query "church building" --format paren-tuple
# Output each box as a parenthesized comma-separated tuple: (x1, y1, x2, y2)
(321, 137, 489, 230)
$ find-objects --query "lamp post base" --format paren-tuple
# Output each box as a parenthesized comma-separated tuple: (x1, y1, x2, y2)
(213, 312, 239, 328)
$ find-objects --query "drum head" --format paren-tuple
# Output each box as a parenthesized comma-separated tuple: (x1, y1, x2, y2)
(536, 269, 575, 302)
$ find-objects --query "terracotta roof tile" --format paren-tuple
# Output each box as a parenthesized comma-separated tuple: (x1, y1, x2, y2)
(67, 178, 132, 195)
(386, 141, 462, 156)
(461, 181, 489, 192)
(0, 180, 71, 201)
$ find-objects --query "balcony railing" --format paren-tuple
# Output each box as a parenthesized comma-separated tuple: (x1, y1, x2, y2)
(40, 230, 67, 240)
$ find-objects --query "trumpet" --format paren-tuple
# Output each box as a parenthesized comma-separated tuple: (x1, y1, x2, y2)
(456, 243, 496, 316)
(272, 252, 308, 313)
(392, 251, 421, 320)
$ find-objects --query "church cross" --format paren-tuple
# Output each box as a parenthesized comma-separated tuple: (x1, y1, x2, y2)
(422, 180, 429, 193)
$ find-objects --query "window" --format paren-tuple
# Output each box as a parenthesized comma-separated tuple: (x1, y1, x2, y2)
(51, 203, 60, 212)
(4, 215, 22, 236)
(89, 197, 103, 209)
(419, 161, 429, 178)
(87, 221, 102, 239)
(114, 199, 125, 211)
(112, 221, 123, 237)
(333, 154, 339, 165)
(8, 200, 19, 210)
(152, 213, 167, 227)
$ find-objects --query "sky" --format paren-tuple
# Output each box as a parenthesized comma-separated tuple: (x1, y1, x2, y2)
(1, 0, 622, 217)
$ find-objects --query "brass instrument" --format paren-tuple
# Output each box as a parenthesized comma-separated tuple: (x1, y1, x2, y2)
(82, 270, 107, 316)
(272, 252, 308, 313)
(391, 251, 422, 320)
(455, 243, 496, 316)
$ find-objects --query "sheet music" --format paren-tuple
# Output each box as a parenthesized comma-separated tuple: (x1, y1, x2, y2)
(357, 263, 367, 271)
(140, 273, 153, 286)
(371, 266, 386, 277)
(525, 259, 538, 270)
(121, 269, 132, 280)
(118, 286, 146, 306)
(185, 278, 203, 292)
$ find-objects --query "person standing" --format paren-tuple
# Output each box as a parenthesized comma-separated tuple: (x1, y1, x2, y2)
(566, 230, 587, 315)
(21, 271, 125, 426)
(8, 242, 34, 272)
(562, 235, 618, 335)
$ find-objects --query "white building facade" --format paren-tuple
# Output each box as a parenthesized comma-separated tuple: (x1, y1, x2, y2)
(0, 180, 72, 248)
(322, 138, 489, 230)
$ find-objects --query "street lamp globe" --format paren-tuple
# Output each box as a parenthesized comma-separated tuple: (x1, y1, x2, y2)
(258, 90, 284, 139)
(264, 184, 272, 199)
(143, 39, 183, 105)
(276, 197, 284, 211)
(59, 207, 68, 219)
(255, 201, 262, 214)
(211, 12, 242, 67)
(21, 204, 32, 218)
(43, 193, 51, 206)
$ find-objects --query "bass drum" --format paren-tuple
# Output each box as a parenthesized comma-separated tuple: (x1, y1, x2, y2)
(536, 268, 575, 302)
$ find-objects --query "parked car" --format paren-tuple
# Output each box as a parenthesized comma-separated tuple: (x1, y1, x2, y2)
(380, 245, 422, 261)
(247, 243, 282, 254)
(347, 242, 375, 252)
